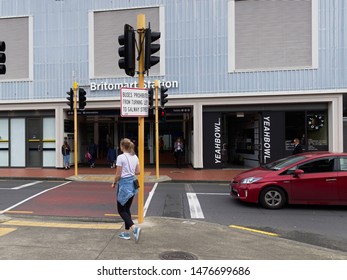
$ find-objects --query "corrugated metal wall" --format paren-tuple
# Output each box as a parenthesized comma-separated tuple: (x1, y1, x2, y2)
(0, 0, 346, 100)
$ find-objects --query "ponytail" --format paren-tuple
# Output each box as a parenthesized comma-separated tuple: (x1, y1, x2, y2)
(120, 138, 135, 155)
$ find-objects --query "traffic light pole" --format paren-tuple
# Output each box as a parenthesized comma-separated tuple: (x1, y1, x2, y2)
(155, 80, 160, 179)
(73, 81, 79, 177)
(137, 14, 145, 224)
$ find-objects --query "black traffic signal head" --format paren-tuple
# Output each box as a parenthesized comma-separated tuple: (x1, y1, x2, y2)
(78, 88, 87, 110)
(144, 28, 160, 71)
(148, 87, 154, 109)
(0, 41, 6, 75)
(118, 24, 136, 77)
(66, 88, 74, 111)
(160, 85, 168, 108)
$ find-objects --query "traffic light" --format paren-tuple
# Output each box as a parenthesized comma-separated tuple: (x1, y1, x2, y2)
(148, 87, 154, 109)
(0, 41, 6, 75)
(144, 28, 160, 71)
(159, 108, 166, 122)
(160, 85, 168, 108)
(118, 24, 136, 77)
(78, 88, 87, 110)
(66, 88, 74, 111)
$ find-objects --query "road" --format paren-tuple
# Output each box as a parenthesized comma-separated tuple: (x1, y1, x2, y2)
(1, 179, 347, 253)
(147, 182, 347, 252)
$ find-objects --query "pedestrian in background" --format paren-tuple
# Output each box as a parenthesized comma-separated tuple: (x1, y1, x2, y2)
(159, 136, 164, 152)
(61, 140, 71, 170)
(107, 143, 117, 168)
(111, 138, 141, 242)
(88, 139, 97, 168)
(292, 138, 303, 155)
(174, 137, 184, 168)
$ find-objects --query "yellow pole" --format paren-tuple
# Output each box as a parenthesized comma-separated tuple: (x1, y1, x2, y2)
(137, 14, 145, 224)
(155, 80, 159, 179)
(73, 81, 78, 177)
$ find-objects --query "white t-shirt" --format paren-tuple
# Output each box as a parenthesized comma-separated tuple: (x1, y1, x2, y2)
(116, 153, 139, 178)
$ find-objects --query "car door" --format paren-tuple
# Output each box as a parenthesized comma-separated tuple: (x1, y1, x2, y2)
(337, 156, 347, 203)
(290, 157, 338, 204)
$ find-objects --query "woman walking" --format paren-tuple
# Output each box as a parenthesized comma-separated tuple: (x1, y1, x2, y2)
(111, 138, 141, 242)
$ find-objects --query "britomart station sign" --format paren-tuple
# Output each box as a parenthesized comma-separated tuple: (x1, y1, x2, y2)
(90, 80, 179, 92)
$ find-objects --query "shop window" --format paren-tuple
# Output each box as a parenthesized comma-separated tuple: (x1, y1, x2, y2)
(285, 112, 305, 150)
(285, 111, 328, 153)
(306, 113, 328, 150)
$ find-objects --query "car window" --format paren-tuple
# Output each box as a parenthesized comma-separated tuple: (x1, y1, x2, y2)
(264, 155, 306, 170)
(298, 157, 336, 174)
(339, 157, 347, 171)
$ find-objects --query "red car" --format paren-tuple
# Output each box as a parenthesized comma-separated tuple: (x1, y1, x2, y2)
(230, 152, 347, 209)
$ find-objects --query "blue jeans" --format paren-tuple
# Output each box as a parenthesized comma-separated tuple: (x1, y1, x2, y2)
(63, 154, 70, 167)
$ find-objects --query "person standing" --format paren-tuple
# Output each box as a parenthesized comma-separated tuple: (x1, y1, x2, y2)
(111, 138, 141, 242)
(174, 137, 184, 168)
(292, 138, 303, 155)
(61, 140, 71, 170)
(107, 143, 117, 168)
(159, 136, 164, 152)
(88, 139, 97, 168)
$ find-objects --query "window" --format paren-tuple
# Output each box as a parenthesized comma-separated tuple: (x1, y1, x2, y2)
(285, 111, 328, 153)
(90, 7, 163, 78)
(339, 157, 347, 171)
(228, 0, 318, 72)
(0, 16, 33, 81)
(298, 158, 336, 174)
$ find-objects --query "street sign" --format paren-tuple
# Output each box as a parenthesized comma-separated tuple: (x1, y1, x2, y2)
(120, 87, 148, 117)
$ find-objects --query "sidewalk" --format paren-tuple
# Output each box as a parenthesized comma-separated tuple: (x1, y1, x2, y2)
(0, 165, 244, 183)
(1, 215, 347, 260)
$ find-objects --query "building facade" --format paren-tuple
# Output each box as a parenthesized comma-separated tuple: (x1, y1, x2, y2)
(0, 0, 346, 169)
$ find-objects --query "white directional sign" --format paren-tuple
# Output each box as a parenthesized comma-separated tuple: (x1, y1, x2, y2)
(120, 87, 148, 117)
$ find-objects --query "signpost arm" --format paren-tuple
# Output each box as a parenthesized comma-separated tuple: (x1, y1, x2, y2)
(155, 80, 159, 179)
(137, 14, 145, 224)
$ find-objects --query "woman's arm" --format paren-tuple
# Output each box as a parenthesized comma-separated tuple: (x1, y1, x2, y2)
(111, 165, 122, 188)
(135, 163, 140, 175)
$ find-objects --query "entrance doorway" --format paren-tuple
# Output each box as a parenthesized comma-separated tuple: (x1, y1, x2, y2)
(27, 118, 43, 167)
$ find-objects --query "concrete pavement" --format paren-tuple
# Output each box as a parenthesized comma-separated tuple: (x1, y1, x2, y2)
(1, 215, 347, 260)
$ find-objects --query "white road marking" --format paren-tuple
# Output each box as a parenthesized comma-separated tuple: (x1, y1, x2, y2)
(144, 182, 158, 217)
(12, 181, 43, 190)
(195, 193, 229, 195)
(143, 183, 225, 219)
(0, 181, 71, 215)
(186, 192, 205, 219)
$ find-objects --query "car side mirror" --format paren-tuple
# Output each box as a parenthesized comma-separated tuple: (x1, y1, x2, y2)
(294, 169, 304, 177)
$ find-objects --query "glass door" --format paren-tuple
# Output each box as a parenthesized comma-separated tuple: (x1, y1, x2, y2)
(27, 118, 43, 167)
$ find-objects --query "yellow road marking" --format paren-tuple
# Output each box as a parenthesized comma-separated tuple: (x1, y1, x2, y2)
(2, 220, 122, 230)
(104, 213, 138, 217)
(0, 228, 17, 237)
(229, 225, 279, 237)
(4, 211, 33, 214)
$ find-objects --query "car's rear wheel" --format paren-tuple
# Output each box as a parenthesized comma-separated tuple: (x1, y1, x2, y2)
(259, 187, 286, 209)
